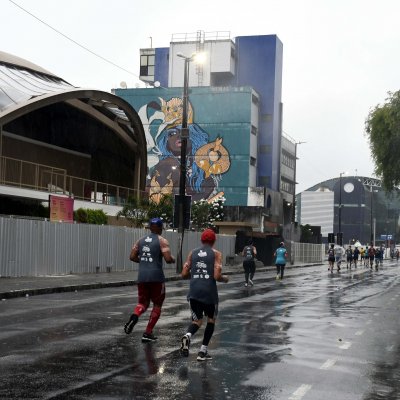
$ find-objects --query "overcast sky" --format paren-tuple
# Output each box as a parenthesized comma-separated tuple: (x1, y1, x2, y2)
(2, 0, 400, 193)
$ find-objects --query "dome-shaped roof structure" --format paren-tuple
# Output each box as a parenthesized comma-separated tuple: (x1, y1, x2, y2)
(0, 51, 147, 201)
(0, 50, 60, 78)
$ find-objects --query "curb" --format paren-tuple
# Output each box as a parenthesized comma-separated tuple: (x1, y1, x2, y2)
(0, 264, 322, 300)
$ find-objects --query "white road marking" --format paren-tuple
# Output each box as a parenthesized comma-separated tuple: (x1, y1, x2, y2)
(320, 359, 336, 370)
(333, 322, 346, 327)
(355, 330, 364, 336)
(386, 345, 395, 352)
(339, 341, 352, 350)
(289, 384, 312, 400)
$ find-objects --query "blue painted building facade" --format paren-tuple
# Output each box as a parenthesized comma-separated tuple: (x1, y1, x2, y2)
(117, 33, 288, 211)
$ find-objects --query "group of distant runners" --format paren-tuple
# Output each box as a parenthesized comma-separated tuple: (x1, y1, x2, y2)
(327, 243, 399, 273)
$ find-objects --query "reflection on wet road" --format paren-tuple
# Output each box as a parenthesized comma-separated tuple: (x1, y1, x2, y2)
(1, 263, 400, 399)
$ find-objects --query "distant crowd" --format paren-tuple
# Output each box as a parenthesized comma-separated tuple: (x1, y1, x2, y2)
(327, 243, 399, 272)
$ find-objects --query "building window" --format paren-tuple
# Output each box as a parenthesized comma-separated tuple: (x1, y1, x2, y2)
(251, 125, 257, 135)
(280, 178, 294, 194)
(250, 156, 256, 166)
(140, 54, 155, 77)
(282, 152, 295, 169)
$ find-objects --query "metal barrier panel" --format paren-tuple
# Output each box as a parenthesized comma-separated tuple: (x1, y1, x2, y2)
(0, 216, 323, 278)
(291, 241, 324, 264)
(0, 217, 236, 278)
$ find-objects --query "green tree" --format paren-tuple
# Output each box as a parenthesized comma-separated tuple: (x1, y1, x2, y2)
(366, 90, 400, 191)
(147, 194, 173, 226)
(116, 197, 148, 228)
(87, 209, 108, 225)
(74, 208, 108, 225)
(74, 208, 88, 223)
(116, 194, 173, 228)
(191, 197, 225, 231)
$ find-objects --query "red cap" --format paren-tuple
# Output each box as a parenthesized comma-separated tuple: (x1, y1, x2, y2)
(201, 229, 216, 244)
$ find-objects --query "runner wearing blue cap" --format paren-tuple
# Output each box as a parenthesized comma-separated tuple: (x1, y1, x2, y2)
(124, 217, 175, 342)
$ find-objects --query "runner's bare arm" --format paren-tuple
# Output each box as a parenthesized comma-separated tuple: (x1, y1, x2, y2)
(160, 237, 175, 264)
(129, 241, 140, 263)
(181, 252, 192, 279)
(213, 250, 229, 283)
(253, 246, 257, 256)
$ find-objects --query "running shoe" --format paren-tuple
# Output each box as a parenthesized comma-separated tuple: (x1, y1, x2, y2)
(142, 332, 158, 342)
(124, 314, 138, 334)
(276, 275, 280, 280)
(180, 335, 190, 357)
(197, 351, 212, 361)
(244, 282, 248, 287)
(248, 279, 254, 286)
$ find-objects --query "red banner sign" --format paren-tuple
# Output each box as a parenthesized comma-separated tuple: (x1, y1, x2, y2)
(49, 195, 74, 223)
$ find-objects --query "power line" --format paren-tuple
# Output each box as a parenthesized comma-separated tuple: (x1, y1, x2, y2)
(9, 0, 138, 78)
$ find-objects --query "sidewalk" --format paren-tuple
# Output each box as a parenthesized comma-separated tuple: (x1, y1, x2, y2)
(0, 262, 323, 300)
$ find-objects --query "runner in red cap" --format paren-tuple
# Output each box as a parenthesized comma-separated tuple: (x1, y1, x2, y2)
(179, 228, 229, 361)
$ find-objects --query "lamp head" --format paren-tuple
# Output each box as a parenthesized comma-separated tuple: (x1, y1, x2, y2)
(176, 52, 206, 64)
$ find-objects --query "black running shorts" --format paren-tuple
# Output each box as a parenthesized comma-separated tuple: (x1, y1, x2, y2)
(189, 298, 218, 321)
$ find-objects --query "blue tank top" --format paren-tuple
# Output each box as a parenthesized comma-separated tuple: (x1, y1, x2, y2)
(137, 233, 165, 283)
(188, 245, 218, 304)
(275, 247, 287, 265)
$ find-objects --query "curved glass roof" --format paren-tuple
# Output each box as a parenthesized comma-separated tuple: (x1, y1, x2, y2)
(0, 63, 73, 112)
(0, 51, 147, 188)
(0, 51, 131, 124)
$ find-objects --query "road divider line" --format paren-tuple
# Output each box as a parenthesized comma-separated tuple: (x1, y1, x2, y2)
(289, 384, 312, 400)
(319, 359, 336, 370)
(339, 341, 352, 350)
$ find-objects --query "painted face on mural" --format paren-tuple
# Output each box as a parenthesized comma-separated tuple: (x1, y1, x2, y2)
(166, 128, 192, 155)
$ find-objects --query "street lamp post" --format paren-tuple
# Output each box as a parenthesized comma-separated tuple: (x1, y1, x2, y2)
(177, 53, 191, 235)
(292, 141, 306, 223)
(175, 52, 204, 272)
(370, 186, 375, 245)
(338, 171, 346, 245)
(174, 53, 192, 273)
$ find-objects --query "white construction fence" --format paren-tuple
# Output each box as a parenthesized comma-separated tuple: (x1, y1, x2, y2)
(0, 216, 324, 278)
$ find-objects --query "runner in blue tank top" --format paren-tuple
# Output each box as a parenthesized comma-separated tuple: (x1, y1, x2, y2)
(180, 229, 229, 361)
(274, 242, 288, 280)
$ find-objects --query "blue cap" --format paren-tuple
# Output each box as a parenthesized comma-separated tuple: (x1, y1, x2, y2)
(149, 217, 163, 227)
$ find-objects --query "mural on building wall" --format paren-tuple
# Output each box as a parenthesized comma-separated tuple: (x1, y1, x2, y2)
(138, 97, 231, 203)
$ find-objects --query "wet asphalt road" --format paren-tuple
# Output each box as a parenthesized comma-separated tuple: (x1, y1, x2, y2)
(1, 262, 400, 400)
